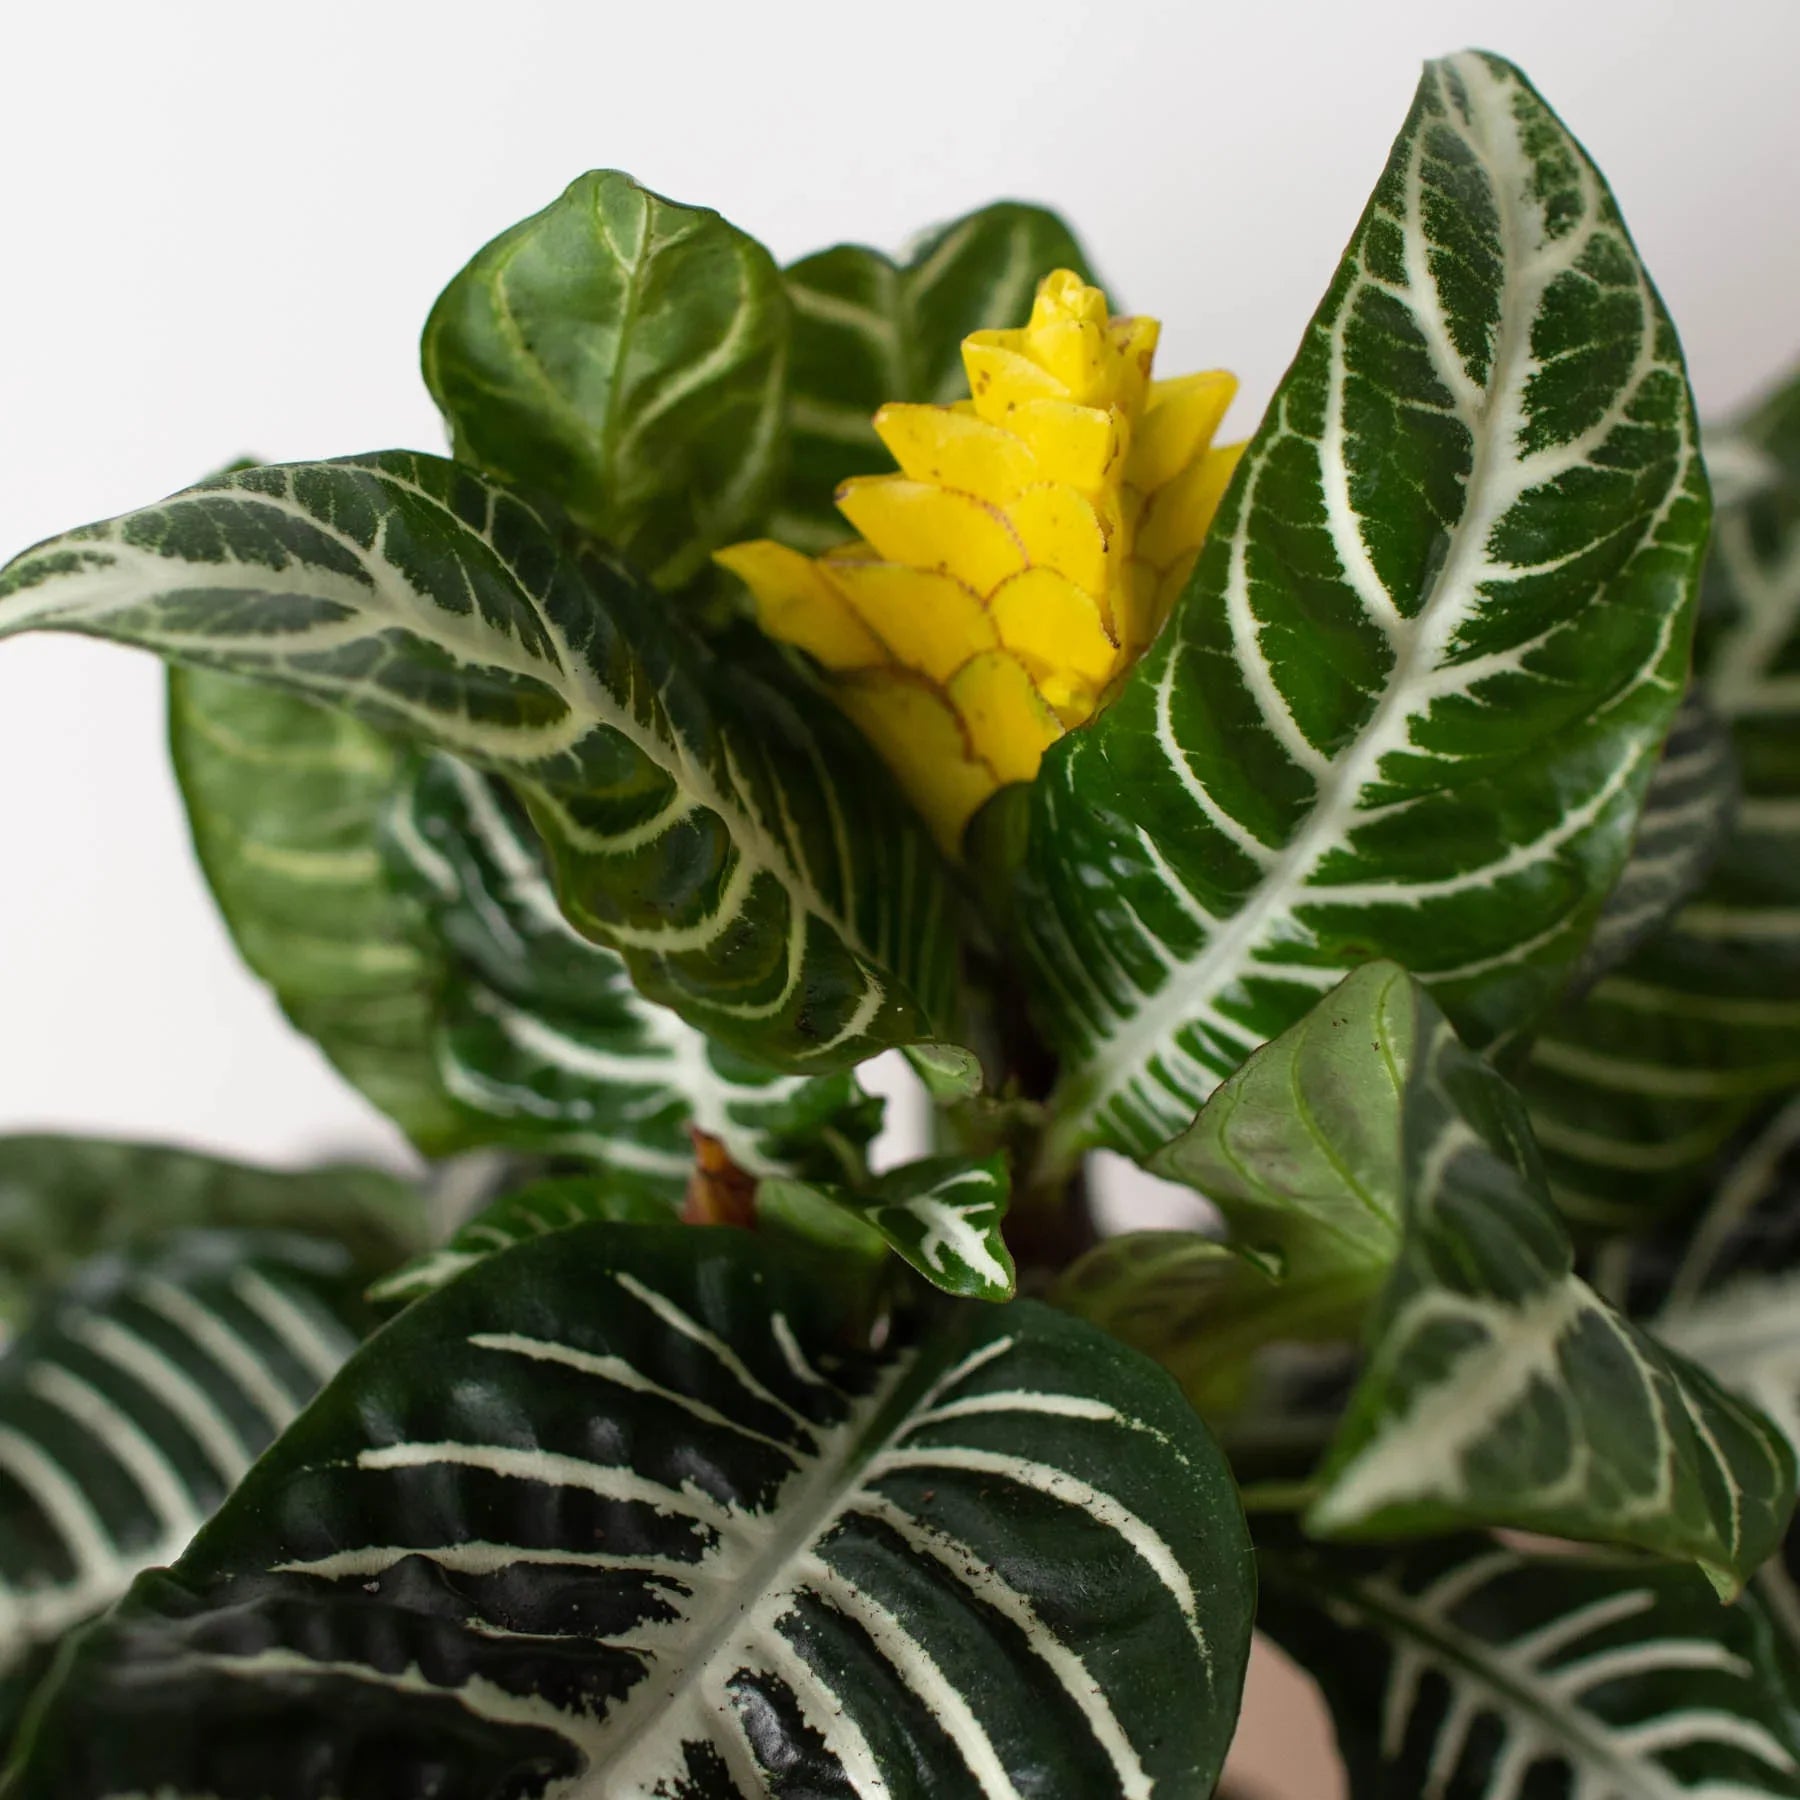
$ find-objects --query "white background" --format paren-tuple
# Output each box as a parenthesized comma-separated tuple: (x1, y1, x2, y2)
(2, 0, 1797, 1179)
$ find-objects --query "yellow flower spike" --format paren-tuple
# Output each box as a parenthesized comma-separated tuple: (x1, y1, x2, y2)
(718, 267, 1244, 856)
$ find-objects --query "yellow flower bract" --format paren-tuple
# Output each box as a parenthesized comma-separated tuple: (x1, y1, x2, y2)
(718, 269, 1244, 854)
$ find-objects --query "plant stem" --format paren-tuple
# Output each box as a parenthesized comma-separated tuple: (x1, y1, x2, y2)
(1236, 1479, 1320, 1515)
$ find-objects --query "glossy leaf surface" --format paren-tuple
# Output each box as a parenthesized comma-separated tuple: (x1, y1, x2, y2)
(0, 1135, 421, 1329)
(1022, 51, 1707, 1167)
(0, 453, 956, 1071)
(0, 1230, 369, 1743)
(773, 202, 1098, 550)
(6, 1225, 1254, 1798)
(169, 667, 468, 1150)
(1260, 1533, 1800, 1799)
(1522, 369, 1800, 1230)
(385, 753, 880, 1200)
(423, 170, 788, 589)
(761, 1153, 1015, 1302)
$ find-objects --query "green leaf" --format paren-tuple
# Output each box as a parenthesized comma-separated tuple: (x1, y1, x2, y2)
(1566, 690, 1738, 995)
(1150, 959, 1413, 1286)
(762, 1152, 1017, 1302)
(1021, 51, 1707, 1169)
(0, 452, 957, 1071)
(1259, 1531, 1800, 1799)
(0, 1135, 422, 1330)
(1595, 1096, 1800, 1476)
(771, 202, 1099, 550)
(385, 752, 882, 1198)
(1296, 968, 1794, 1594)
(168, 667, 470, 1151)
(422, 170, 788, 590)
(1054, 1231, 1368, 1421)
(6, 1224, 1254, 1797)
(0, 1229, 371, 1745)
(1520, 370, 1800, 1232)
(367, 1173, 673, 1306)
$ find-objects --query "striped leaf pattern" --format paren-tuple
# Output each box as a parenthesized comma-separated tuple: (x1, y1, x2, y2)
(386, 752, 880, 1199)
(0, 1229, 369, 1742)
(0, 1134, 422, 1330)
(1521, 371, 1800, 1231)
(422, 170, 789, 592)
(773, 203, 1098, 550)
(1259, 1533, 1800, 1799)
(1022, 51, 1708, 1168)
(1304, 968, 1794, 1592)
(169, 667, 470, 1151)
(0, 453, 957, 1070)
(761, 1153, 1017, 1302)
(1567, 692, 1738, 994)
(5, 1224, 1255, 1798)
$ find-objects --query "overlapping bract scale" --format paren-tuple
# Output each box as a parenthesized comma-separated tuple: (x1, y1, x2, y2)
(721, 270, 1243, 851)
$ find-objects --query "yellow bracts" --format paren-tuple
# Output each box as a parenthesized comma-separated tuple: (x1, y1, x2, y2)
(718, 269, 1244, 854)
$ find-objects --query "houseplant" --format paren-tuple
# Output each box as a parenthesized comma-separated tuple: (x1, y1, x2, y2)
(1, 40, 1798, 1794)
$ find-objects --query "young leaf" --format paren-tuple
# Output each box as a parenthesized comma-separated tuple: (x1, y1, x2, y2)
(0, 1135, 423, 1329)
(1021, 51, 1708, 1169)
(168, 667, 470, 1152)
(1297, 968, 1794, 1594)
(1521, 368, 1800, 1232)
(1259, 1532, 1800, 1799)
(0, 1229, 372, 1745)
(386, 753, 881, 1198)
(0, 453, 957, 1071)
(773, 201, 1099, 549)
(5, 1224, 1255, 1799)
(422, 170, 788, 590)
(761, 1152, 1016, 1301)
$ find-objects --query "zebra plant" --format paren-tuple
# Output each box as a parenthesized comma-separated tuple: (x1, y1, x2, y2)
(4, 45, 1800, 1800)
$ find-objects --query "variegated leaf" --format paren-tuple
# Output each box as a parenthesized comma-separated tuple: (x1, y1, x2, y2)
(168, 667, 471, 1152)
(385, 752, 881, 1198)
(422, 170, 788, 591)
(1521, 369, 1800, 1231)
(1566, 691, 1737, 994)
(0, 453, 957, 1071)
(1022, 51, 1707, 1169)
(773, 202, 1099, 551)
(1303, 968, 1793, 1594)
(0, 1135, 422, 1331)
(0, 1229, 370, 1743)
(5, 1224, 1254, 1798)
(367, 1174, 672, 1306)
(760, 1153, 1016, 1302)
(1259, 1532, 1800, 1799)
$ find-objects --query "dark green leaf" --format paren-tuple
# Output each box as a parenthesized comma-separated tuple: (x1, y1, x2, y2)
(6, 1224, 1254, 1798)
(422, 170, 788, 590)
(1521, 369, 1800, 1231)
(0, 1229, 371, 1745)
(385, 752, 881, 1198)
(0, 1136, 422, 1330)
(0, 453, 958, 1071)
(1260, 1531, 1800, 1798)
(762, 1153, 1016, 1302)
(771, 202, 1098, 549)
(1295, 968, 1794, 1594)
(168, 667, 470, 1152)
(1021, 52, 1707, 1170)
